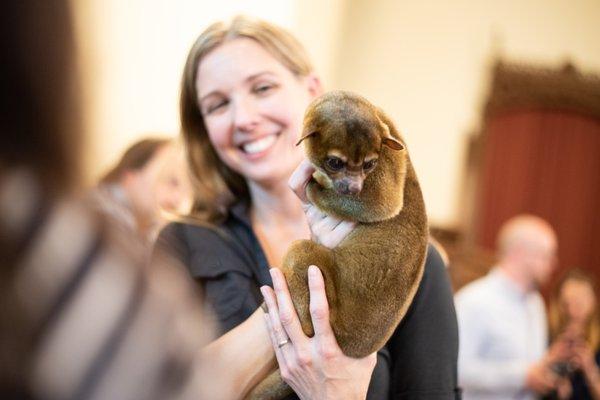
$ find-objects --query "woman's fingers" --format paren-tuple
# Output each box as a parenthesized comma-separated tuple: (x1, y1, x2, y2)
(310, 215, 356, 249)
(270, 268, 308, 347)
(288, 159, 315, 205)
(307, 266, 337, 348)
(305, 204, 356, 248)
(261, 285, 291, 347)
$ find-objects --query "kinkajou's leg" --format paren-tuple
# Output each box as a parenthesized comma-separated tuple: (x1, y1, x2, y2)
(281, 239, 337, 337)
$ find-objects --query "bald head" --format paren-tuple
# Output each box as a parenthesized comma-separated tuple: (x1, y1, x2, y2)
(498, 215, 556, 256)
(497, 214, 558, 287)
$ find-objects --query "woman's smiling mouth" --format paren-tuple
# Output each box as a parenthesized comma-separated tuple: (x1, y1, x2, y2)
(239, 133, 279, 156)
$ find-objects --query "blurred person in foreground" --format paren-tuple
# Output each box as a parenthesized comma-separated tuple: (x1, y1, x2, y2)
(0, 2, 373, 399)
(545, 269, 600, 399)
(91, 138, 192, 244)
(455, 214, 571, 399)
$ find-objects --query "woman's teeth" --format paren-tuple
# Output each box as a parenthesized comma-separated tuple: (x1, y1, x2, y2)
(242, 135, 277, 154)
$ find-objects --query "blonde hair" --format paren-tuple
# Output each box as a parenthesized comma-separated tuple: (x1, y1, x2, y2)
(548, 269, 600, 350)
(180, 15, 314, 223)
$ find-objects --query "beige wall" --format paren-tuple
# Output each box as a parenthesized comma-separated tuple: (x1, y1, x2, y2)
(72, 0, 297, 182)
(332, 0, 600, 227)
(73, 0, 600, 226)
(71, 0, 343, 184)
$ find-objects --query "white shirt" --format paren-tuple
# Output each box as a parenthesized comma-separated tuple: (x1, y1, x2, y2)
(455, 268, 548, 400)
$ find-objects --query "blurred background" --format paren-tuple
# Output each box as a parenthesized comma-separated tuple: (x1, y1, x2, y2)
(71, 0, 600, 293)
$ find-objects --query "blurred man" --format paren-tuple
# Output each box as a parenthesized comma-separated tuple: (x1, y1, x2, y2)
(455, 214, 570, 399)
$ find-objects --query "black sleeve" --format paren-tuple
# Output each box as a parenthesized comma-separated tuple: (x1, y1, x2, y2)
(386, 244, 461, 399)
(154, 222, 263, 334)
(153, 222, 189, 265)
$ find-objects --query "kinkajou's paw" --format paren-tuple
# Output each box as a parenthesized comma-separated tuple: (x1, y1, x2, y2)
(312, 169, 334, 189)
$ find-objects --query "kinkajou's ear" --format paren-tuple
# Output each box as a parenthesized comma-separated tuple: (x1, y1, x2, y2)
(378, 119, 405, 151)
(382, 136, 404, 151)
(296, 131, 318, 146)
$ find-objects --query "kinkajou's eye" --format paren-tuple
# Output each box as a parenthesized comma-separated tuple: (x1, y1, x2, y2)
(325, 157, 344, 171)
(363, 159, 378, 171)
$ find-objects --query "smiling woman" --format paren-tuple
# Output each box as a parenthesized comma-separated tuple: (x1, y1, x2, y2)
(157, 14, 459, 400)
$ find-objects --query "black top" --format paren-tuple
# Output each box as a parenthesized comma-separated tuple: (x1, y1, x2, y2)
(543, 350, 600, 400)
(158, 201, 461, 399)
(571, 350, 600, 399)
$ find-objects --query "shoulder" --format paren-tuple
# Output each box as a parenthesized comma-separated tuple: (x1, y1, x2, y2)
(411, 244, 456, 317)
(454, 274, 493, 305)
(454, 273, 510, 324)
(395, 244, 457, 334)
(529, 290, 547, 316)
(158, 220, 226, 245)
(156, 220, 229, 258)
(155, 220, 254, 280)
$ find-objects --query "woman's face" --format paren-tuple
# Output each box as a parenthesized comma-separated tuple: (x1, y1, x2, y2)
(559, 278, 596, 325)
(196, 38, 320, 187)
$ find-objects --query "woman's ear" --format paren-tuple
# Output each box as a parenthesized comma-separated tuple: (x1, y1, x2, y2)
(306, 73, 323, 98)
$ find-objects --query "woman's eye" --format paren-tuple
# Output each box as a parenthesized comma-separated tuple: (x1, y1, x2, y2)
(254, 83, 276, 95)
(363, 159, 377, 170)
(204, 99, 228, 115)
(325, 157, 344, 171)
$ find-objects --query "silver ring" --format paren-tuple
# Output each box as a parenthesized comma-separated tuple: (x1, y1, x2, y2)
(277, 339, 290, 348)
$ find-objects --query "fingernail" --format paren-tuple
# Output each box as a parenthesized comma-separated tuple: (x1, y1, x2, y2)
(309, 265, 318, 278)
(269, 268, 278, 284)
(260, 286, 267, 298)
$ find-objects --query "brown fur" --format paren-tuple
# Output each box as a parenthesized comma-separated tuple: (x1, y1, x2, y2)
(247, 91, 428, 400)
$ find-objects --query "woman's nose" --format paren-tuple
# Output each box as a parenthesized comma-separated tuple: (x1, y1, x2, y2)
(233, 96, 260, 132)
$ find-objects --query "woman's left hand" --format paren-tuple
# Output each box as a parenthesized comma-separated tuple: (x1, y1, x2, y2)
(261, 266, 377, 400)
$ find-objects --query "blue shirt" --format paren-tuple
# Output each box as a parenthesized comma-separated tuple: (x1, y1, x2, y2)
(455, 268, 547, 400)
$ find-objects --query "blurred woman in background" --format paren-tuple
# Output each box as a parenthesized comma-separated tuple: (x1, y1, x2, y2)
(91, 137, 193, 245)
(548, 269, 600, 399)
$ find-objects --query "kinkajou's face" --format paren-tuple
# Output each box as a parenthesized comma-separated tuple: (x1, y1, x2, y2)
(320, 147, 379, 195)
(297, 91, 406, 196)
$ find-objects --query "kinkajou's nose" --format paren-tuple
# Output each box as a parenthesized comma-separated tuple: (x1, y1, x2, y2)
(337, 179, 362, 195)
(348, 181, 362, 194)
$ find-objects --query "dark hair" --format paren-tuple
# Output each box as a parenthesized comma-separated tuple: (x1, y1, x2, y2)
(100, 138, 171, 184)
(0, 0, 81, 196)
(548, 268, 600, 349)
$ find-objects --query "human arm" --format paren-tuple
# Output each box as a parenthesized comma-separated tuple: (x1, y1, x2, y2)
(198, 309, 276, 400)
(262, 265, 377, 400)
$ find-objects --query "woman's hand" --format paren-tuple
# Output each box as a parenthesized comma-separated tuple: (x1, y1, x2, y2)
(261, 266, 376, 400)
(544, 334, 576, 366)
(289, 160, 355, 249)
(572, 340, 599, 376)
